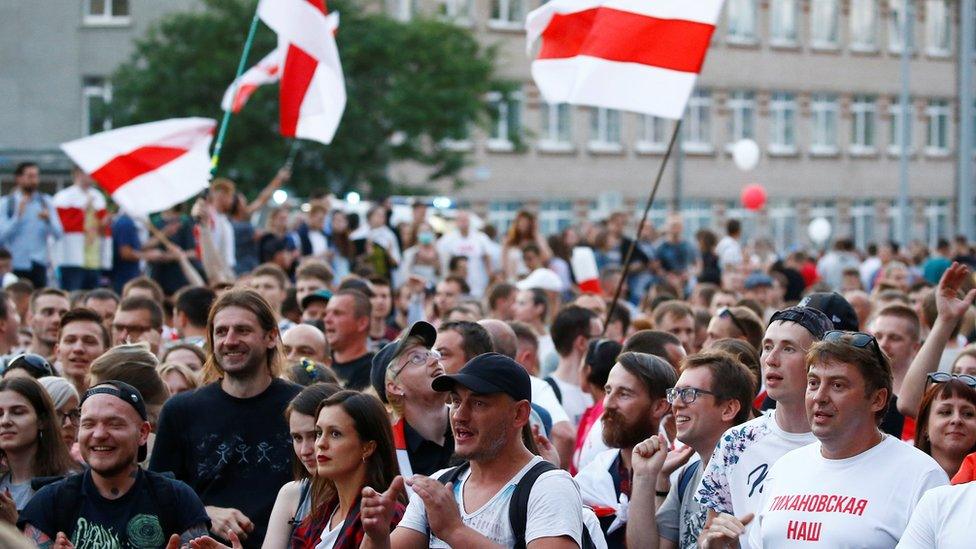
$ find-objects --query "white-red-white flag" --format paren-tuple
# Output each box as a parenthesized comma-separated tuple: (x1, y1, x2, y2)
(60, 118, 216, 217)
(258, 0, 345, 145)
(221, 48, 284, 113)
(526, 0, 724, 119)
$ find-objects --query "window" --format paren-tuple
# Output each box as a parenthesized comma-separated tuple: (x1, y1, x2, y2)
(849, 0, 878, 50)
(488, 201, 521, 234)
(810, 93, 839, 154)
(684, 89, 713, 153)
(82, 77, 112, 135)
(769, 0, 798, 46)
(727, 91, 756, 149)
(84, 0, 130, 25)
(726, 0, 758, 43)
(487, 91, 522, 152)
(926, 99, 951, 154)
(850, 200, 876, 251)
(589, 108, 622, 152)
(539, 103, 573, 151)
(810, 0, 840, 48)
(850, 95, 877, 154)
(769, 92, 797, 154)
(888, 100, 914, 155)
(490, 0, 525, 28)
(539, 201, 574, 235)
(770, 204, 797, 255)
(636, 115, 669, 153)
(437, 0, 472, 24)
(924, 199, 951, 248)
(888, 0, 915, 53)
(926, 0, 951, 55)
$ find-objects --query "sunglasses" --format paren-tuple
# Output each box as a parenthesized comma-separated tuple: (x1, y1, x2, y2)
(718, 308, 748, 336)
(927, 372, 976, 388)
(822, 330, 887, 366)
(7, 353, 54, 377)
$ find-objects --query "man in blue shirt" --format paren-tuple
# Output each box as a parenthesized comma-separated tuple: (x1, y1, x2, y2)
(0, 162, 64, 288)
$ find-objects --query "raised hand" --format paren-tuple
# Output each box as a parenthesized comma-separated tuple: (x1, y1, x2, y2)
(660, 444, 695, 477)
(361, 475, 405, 540)
(935, 262, 976, 323)
(631, 435, 669, 480)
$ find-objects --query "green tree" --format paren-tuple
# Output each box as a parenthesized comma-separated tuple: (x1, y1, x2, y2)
(111, 0, 495, 198)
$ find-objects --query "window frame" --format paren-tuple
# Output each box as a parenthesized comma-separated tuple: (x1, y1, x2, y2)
(83, 0, 131, 26)
(809, 93, 839, 155)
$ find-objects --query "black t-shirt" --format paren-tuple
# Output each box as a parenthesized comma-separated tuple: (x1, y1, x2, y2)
(19, 469, 208, 548)
(148, 378, 301, 548)
(331, 352, 374, 391)
(404, 419, 456, 477)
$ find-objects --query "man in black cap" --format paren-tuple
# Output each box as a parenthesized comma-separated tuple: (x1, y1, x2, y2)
(371, 321, 454, 477)
(361, 353, 586, 548)
(798, 291, 860, 332)
(21, 381, 209, 548)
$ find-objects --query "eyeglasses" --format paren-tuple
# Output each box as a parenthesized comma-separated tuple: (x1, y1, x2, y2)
(112, 323, 154, 337)
(666, 386, 716, 405)
(822, 330, 887, 366)
(57, 409, 81, 425)
(717, 308, 748, 337)
(392, 349, 441, 379)
(927, 372, 976, 388)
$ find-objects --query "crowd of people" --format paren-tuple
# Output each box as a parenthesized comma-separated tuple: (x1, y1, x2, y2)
(0, 160, 973, 548)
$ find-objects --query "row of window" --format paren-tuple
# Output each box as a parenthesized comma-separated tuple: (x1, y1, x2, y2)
(83, 0, 130, 25)
(487, 90, 957, 158)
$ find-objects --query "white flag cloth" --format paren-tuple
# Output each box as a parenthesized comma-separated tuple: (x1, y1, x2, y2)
(221, 47, 284, 113)
(526, 0, 725, 119)
(60, 118, 216, 217)
(258, 0, 346, 144)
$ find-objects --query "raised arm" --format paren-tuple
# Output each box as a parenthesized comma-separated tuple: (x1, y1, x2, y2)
(246, 167, 290, 216)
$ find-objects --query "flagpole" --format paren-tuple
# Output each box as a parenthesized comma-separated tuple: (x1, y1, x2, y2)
(210, 8, 262, 177)
(284, 138, 302, 170)
(602, 119, 682, 336)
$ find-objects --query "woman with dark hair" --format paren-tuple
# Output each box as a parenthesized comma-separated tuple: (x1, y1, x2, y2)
(0, 377, 78, 520)
(328, 211, 354, 280)
(914, 374, 976, 478)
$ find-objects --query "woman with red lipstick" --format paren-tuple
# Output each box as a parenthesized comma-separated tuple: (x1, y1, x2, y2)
(914, 374, 976, 478)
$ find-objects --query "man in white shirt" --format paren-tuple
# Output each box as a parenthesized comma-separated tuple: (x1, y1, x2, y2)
(714, 219, 743, 269)
(695, 307, 833, 538)
(360, 353, 584, 549)
(436, 211, 493, 298)
(546, 306, 602, 427)
(702, 330, 948, 548)
(53, 166, 110, 290)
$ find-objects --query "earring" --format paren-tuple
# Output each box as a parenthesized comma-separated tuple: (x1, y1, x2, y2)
(362, 455, 367, 463)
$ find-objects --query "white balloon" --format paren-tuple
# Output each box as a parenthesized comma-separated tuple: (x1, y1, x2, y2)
(808, 217, 832, 244)
(732, 139, 761, 171)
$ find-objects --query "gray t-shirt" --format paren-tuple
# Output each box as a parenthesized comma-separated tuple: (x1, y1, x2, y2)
(0, 474, 34, 511)
(656, 460, 705, 549)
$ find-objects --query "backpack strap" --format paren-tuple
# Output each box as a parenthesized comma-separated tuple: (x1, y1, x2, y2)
(543, 376, 562, 404)
(676, 459, 703, 506)
(436, 462, 470, 485)
(509, 461, 558, 549)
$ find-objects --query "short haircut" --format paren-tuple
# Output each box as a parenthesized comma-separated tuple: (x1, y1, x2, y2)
(252, 263, 289, 289)
(681, 351, 755, 425)
(708, 338, 761, 390)
(295, 259, 334, 284)
(442, 275, 471, 296)
(807, 334, 893, 424)
(122, 276, 164, 304)
(174, 286, 217, 329)
(487, 283, 517, 310)
(30, 288, 68, 312)
(333, 289, 372, 319)
(59, 308, 110, 348)
(89, 343, 168, 407)
(616, 351, 678, 400)
(551, 305, 597, 357)
(584, 339, 623, 388)
(873, 303, 921, 342)
(508, 321, 539, 350)
(439, 321, 493, 362)
(118, 295, 164, 330)
(622, 330, 682, 361)
(719, 306, 764, 352)
(0, 248, 11, 261)
(448, 256, 469, 272)
(522, 287, 548, 320)
(14, 162, 37, 176)
(7, 280, 34, 297)
(608, 305, 630, 335)
(726, 218, 741, 236)
(210, 177, 236, 194)
(84, 288, 120, 305)
(652, 300, 694, 327)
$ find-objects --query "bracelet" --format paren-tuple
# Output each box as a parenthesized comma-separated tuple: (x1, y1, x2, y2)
(655, 490, 669, 497)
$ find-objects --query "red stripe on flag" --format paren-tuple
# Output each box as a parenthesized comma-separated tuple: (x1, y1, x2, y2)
(232, 84, 259, 113)
(57, 207, 86, 233)
(279, 45, 319, 137)
(539, 8, 715, 74)
(90, 146, 188, 194)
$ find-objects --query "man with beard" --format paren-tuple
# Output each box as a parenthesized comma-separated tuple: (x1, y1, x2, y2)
(574, 352, 677, 548)
(20, 381, 209, 548)
(26, 288, 69, 361)
(360, 353, 585, 548)
(150, 289, 301, 548)
(0, 162, 64, 289)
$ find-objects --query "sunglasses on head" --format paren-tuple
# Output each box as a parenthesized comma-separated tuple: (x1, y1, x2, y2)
(822, 330, 887, 365)
(927, 372, 976, 388)
(718, 308, 748, 336)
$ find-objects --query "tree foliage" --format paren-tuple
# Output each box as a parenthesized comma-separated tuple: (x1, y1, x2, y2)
(112, 0, 495, 198)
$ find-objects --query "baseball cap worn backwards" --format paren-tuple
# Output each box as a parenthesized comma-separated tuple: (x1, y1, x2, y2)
(798, 292, 859, 332)
(768, 306, 834, 340)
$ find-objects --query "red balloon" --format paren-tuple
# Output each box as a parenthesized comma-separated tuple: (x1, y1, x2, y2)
(740, 184, 767, 211)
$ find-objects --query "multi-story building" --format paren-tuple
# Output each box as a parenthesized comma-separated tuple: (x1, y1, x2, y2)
(1, 0, 972, 251)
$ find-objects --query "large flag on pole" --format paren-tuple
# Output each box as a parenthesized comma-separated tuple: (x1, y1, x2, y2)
(258, 0, 345, 145)
(61, 118, 216, 217)
(526, 0, 725, 119)
(221, 48, 284, 113)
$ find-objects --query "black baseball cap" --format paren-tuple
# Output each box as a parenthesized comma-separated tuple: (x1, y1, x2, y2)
(300, 289, 333, 309)
(81, 380, 149, 461)
(432, 353, 531, 402)
(798, 292, 859, 332)
(370, 321, 437, 403)
(768, 306, 834, 340)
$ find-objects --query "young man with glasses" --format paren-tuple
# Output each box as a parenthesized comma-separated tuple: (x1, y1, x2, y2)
(111, 296, 163, 357)
(574, 352, 677, 547)
(695, 306, 832, 541)
(702, 330, 948, 548)
(627, 351, 755, 549)
(370, 321, 454, 477)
